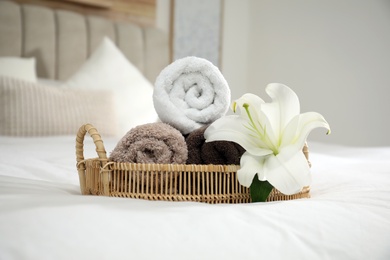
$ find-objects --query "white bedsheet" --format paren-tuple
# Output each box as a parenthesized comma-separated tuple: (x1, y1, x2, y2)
(0, 136, 389, 260)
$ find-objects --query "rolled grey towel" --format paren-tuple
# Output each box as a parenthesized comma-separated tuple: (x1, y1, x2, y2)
(109, 122, 188, 164)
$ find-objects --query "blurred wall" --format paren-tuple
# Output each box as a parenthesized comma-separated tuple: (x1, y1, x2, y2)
(156, 0, 171, 33)
(173, 0, 222, 66)
(222, 0, 390, 146)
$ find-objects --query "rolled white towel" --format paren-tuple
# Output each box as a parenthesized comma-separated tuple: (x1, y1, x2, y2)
(153, 56, 231, 135)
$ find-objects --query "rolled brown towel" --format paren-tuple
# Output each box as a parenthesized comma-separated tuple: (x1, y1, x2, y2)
(186, 125, 245, 165)
(109, 122, 188, 164)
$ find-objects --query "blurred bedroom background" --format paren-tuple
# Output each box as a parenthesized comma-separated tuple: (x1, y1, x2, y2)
(5, 0, 390, 147)
(159, 0, 390, 147)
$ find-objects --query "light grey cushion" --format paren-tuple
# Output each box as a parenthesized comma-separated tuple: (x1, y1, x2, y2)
(0, 76, 117, 136)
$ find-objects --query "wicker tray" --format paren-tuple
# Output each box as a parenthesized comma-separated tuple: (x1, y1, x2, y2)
(76, 124, 310, 203)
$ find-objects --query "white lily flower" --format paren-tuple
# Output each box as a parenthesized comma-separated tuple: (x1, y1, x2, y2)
(204, 83, 330, 195)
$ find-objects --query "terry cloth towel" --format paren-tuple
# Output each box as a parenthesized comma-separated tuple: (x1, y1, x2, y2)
(109, 122, 188, 164)
(153, 56, 231, 135)
(186, 125, 245, 165)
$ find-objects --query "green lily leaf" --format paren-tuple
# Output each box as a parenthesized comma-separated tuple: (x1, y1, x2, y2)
(250, 174, 274, 202)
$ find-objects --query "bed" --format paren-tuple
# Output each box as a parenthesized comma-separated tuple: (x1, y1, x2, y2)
(1, 1, 390, 259)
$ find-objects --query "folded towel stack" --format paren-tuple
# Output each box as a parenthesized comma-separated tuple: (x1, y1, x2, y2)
(186, 125, 245, 165)
(109, 122, 188, 164)
(153, 56, 231, 135)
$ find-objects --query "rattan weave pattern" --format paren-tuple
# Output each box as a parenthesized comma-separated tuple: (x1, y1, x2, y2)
(76, 124, 310, 203)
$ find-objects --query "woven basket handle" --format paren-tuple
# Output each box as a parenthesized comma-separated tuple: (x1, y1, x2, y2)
(76, 124, 107, 195)
(76, 124, 107, 163)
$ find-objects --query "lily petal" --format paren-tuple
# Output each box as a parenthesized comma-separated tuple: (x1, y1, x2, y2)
(204, 115, 274, 157)
(263, 146, 311, 195)
(281, 112, 330, 154)
(237, 152, 266, 187)
(233, 93, 265, 115)
(261, 83, 300, 140)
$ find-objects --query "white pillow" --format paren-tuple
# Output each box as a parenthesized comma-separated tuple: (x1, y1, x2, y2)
(64, 37, 158, 137)
(0, 57, 37, 83)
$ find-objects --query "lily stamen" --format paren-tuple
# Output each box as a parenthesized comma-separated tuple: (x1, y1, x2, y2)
(243, 103, 279, 155)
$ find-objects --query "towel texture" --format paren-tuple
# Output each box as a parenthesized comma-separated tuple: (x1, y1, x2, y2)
(186, 125, 245, 165)
(153, 56, 231, 135)
(109, 122, 188, 164)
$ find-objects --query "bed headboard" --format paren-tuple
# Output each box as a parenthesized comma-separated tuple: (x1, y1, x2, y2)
(0, 0, 169, 83)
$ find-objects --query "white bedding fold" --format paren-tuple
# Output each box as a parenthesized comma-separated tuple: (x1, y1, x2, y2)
(153, 56, 231, 134)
